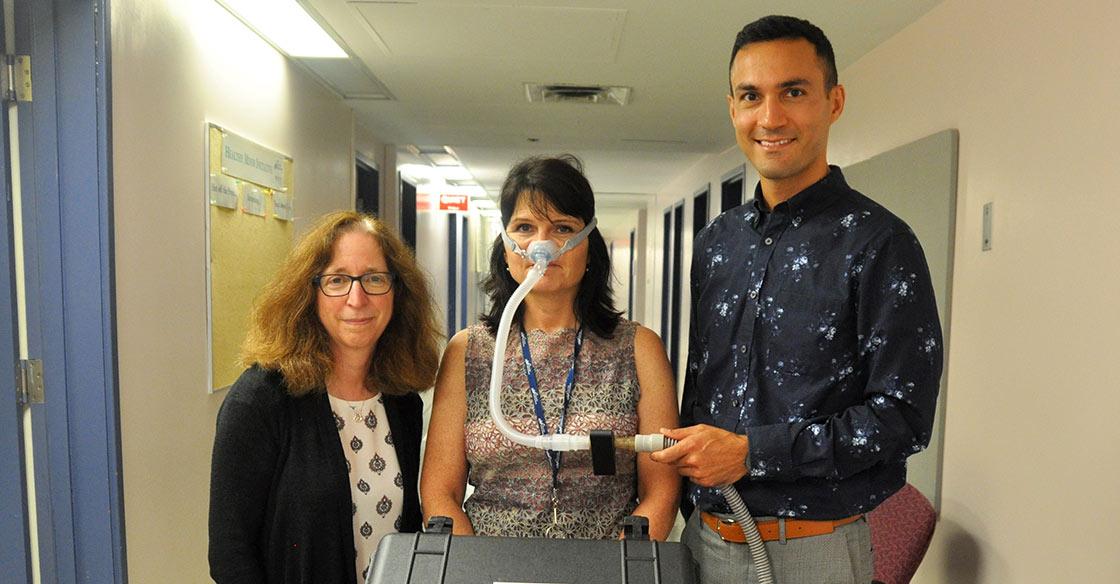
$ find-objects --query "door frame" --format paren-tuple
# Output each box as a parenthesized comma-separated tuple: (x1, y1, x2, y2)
(0, 15, 33, 575)
(1, 0, 126, 581)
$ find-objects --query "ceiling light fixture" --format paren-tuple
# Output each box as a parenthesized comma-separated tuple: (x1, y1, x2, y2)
(217, 0, 347, 58)
(398, 163, 440, 184)
(435, 165, 473, 182)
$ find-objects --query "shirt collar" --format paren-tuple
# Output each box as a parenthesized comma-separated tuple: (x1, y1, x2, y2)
(749, 165, 848, 227)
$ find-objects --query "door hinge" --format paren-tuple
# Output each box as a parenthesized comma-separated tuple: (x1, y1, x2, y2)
(16, 358, 44, 406)
(1, 54, 32, 103)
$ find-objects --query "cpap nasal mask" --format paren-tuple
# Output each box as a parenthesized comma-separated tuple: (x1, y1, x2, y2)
(499, 217, 598, 267)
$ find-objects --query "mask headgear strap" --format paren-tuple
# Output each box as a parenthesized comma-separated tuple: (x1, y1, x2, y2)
(500, 217, 598, 261)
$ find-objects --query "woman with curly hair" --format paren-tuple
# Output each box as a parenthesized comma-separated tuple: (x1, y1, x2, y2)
(209, 211, 441, 584)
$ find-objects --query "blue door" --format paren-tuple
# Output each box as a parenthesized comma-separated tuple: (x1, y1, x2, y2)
(1, 0, 126, 582)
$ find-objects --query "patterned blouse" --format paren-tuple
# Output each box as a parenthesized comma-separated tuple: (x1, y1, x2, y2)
(463, 320, 641, 539)
(328, 394, 403, 582)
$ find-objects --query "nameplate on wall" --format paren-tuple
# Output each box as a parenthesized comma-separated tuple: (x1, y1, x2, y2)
(221, 129, 288, 191)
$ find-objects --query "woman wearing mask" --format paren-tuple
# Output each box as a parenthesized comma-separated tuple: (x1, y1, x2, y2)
(421, 155, 679, 540)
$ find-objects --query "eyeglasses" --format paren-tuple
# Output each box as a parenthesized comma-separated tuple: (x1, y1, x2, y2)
(313, 272, 395, 297)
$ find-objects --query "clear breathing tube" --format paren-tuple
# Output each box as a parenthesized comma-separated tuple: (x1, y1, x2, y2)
(486, 217, 774, 584)
(488, 218, 597, 451)
(488, 256, 588, 451)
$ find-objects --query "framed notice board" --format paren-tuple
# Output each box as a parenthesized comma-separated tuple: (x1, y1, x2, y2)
(205, 123, 294, 392)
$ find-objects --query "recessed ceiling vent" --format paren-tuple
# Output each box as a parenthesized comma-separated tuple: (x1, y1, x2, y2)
(525, 83, 631, 105)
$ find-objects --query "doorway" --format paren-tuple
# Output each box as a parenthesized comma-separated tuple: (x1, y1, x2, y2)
(356, 158, 380, 216)
(720, 166, 745, 212)
(693, 186, 709, 238)
(660, 202, 685, 378)
(399, 177, 417, 249)
(0, 1, 126, 582)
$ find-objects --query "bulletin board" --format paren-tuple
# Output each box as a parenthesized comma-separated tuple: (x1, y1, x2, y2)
(206, 123, 295, 392)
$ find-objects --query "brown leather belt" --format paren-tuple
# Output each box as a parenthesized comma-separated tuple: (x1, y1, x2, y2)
(700, 511, 863, 543)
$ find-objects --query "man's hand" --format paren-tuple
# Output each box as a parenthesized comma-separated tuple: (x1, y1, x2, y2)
(649, 425, 750, 487)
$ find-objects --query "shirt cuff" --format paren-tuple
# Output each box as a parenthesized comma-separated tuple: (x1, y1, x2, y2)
(744, 423, 796, 481)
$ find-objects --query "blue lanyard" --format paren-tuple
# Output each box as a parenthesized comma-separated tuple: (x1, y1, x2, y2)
(519, 326, 584, 490)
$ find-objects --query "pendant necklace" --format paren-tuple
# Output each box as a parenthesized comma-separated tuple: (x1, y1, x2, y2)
(342, 394, 377, 422)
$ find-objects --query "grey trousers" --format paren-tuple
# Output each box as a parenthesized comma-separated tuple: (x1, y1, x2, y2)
(681, 511, 874, 584)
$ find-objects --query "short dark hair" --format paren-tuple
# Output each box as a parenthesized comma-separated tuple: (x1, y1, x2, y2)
(729, 15, 838, 90)
(479, 155, 622, 338)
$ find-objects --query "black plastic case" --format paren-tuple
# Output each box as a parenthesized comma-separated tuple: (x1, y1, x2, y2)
(366, 517, 696, 584)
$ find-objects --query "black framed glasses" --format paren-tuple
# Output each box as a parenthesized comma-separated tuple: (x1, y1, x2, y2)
(313, 272, 395, 296)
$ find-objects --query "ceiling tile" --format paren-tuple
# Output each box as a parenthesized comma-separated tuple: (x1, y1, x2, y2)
(351, 2, 626, 62)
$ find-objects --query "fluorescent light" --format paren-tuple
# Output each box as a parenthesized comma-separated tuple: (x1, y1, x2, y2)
(435, 165, 474, 182)
(217, 0, 347, 58)
(398, 164, 439, 184)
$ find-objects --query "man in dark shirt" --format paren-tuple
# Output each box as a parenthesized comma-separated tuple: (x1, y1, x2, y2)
(651, 15, 942, 583)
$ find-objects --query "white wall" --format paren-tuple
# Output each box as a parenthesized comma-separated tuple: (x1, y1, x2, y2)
(608, 236, 634, 319)
(596, 208, 641, 322)
(832, 1, 1120, 581)
(650, 0, 1120, 581)
(647, 147, 759, 387)
(354, 123, 386, 184)
(111, 1, 359, 581)
(415, 206, 453, 333)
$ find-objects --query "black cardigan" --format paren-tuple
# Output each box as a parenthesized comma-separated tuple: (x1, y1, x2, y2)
(209, 366, 423, 584)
